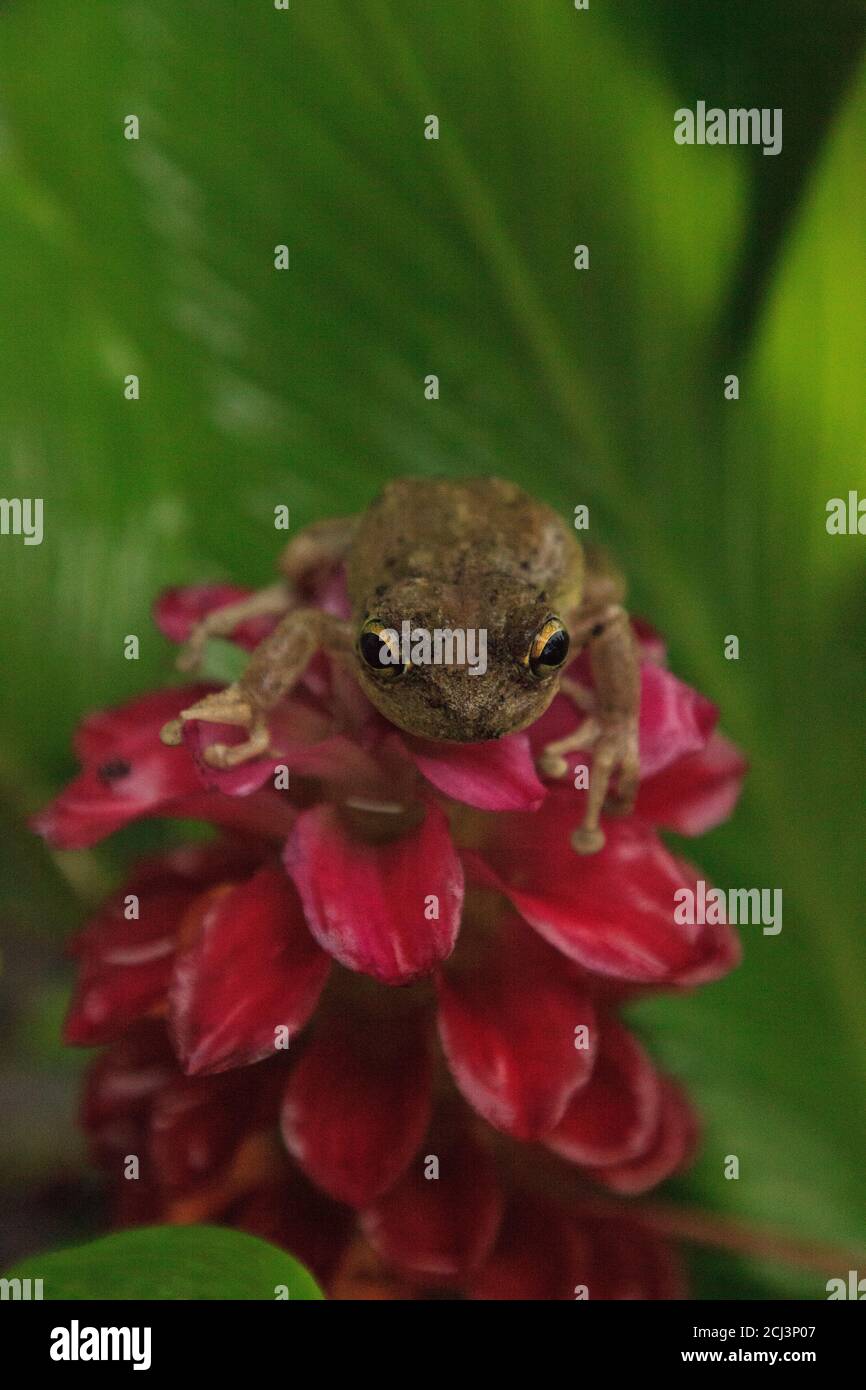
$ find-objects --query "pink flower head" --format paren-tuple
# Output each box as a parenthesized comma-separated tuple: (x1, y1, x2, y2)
(34, 572, 746, 1298)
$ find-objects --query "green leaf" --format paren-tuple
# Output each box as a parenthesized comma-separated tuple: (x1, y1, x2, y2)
(3, 1225, 324, 1301)
(200, 638, 250, 686)
(627, 59, 866, 1273)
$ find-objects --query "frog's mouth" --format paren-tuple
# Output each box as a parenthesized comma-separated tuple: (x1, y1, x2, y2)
(356, 663, 558, 745)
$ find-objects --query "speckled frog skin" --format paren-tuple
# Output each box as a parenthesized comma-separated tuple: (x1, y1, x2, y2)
(346, 478, 584, 742)
(162, 477, 640, 853)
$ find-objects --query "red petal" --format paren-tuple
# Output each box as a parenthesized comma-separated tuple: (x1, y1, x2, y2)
(436, 922, 596, 1138)
(405, 731, 546, 812)
(231, 1159, 353, 1287)
(280, 1017, 432, 1207)
(589, 1080, 698, 1195)
(273, 734, 385, 794)
(167, 787, 296, 841)
(112, 1177, 163, 1229)
(182, 694, 385, 800)
(637, 664, 718, 780)
(81, 1024, 176, 1168)
(122, 838, 268, 891)
(577, 1213, 686, 1299)
(529, 663, 716, 785)
(360, 1123, 505, 1278)
(466, 797, 741, 985)
(632, 618, 667, 665)
(149, 1069, 259, 1192)
(306, 566, 351, 620)
(179, 696, 329, 797)
(71, 686, 212, 763)
(467, 1198, 589, 1300)
(636, 732, 747, 835)
(66, 844, 262, 1020)
(546, 1016, 662, 1166)
(283, 799, 463, 984)
(154, 584, 278, 650)
(31, 687, 212, 849)
(181, 719, 283, 798)
(169, 863, 330, 1075)
(65, 883, 195, 1045)
(469, 1196, 684, 1300)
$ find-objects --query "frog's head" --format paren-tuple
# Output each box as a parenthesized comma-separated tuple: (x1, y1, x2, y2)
(353, 576, 571, 742)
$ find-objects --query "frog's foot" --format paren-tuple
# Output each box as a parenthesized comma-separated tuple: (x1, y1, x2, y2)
(160, 685, 271, 768)
(537, 715, 599, 780)
(175, 583, 290, 673)
(535, 679, 596, 777)
(538, 714, 639, 855)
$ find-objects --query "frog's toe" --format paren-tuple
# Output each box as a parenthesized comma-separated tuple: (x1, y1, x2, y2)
(180, 687, 254, 727)
(202, 724, 271, 768)
(537, 750, 570, 778)
(571, 825, 606, 855)
(160, 717, 184, 747)
(159, 685, 259, 751)
(537, 715, 599, 781)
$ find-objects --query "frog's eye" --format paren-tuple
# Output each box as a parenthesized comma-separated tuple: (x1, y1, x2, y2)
(358, 619, 409, 678)
(527, 617, 570, 677)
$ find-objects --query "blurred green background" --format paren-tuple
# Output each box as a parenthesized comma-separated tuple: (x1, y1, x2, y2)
(1, 0, 865, 1298)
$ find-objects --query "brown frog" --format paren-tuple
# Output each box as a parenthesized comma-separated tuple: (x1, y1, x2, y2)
(160, 478, 639, 852)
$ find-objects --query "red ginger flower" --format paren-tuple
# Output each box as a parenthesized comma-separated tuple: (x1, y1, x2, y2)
(33, 575, 746, 1298)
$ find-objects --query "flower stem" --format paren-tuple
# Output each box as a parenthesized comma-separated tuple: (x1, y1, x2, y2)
(504, 1147, 865, 1276)
(583, 1193, 865, 1277)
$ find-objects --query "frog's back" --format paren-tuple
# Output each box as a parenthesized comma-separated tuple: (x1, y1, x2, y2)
(347, 477, 582, 608)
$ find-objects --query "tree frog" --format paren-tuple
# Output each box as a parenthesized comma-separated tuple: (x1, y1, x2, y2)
(160, 478, 639, 852)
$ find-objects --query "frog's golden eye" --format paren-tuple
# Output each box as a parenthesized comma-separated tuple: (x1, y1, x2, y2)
(357, 618, 409, 678)
(527, 617, 570, 677)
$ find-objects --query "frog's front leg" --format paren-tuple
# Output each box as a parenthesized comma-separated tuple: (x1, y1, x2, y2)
(538, 597, 640, 855)
(175, 583, 292, 673)
(175, 516, 357, 673)
(161, 609, 354, 767)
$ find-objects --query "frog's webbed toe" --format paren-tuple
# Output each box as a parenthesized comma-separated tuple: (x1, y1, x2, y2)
(159, 685, 269, 768)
